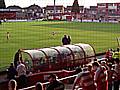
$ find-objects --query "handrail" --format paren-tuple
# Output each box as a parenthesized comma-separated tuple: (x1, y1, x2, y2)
(97, 58, 107, 62)
(19, 74, 78, 90)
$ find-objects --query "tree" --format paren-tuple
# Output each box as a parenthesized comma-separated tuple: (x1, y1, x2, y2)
(0, 0, 6, 9)
(71, 0, 80, 14)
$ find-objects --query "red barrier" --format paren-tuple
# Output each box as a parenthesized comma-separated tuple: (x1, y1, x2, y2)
(26, 70, 76, 87)
(19, 74, 78, 90)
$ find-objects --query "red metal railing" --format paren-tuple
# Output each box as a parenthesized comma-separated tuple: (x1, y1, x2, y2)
(19, 74, 78, 90)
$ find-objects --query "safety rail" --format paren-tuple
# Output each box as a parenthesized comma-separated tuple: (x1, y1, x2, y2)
(19, 74, 78, 90)
(91, 58, 107, 63)
(98, 58, 107, 61)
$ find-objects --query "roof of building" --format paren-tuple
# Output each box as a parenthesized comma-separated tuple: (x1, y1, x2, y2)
(66, 6, 84, 11)
(7, 5, 22, 9)
(27, 4, 42, 9)
(0, 9, 21, 12)
(90, 6, 97, 10)
(45, 5, 64, 10)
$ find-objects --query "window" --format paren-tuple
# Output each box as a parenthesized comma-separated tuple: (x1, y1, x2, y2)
(108, 3, 113, 6)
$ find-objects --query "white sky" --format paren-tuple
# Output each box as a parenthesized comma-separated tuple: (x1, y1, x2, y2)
(5, 0, 120, 8)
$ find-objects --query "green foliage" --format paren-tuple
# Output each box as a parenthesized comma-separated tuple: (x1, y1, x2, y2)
(0, 21, 120, 70)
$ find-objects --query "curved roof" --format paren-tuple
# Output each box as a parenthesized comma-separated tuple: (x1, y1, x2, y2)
(51, 46, 71, 54)
(21, 43, 96, 60)
(23, 49, 45, 60)
(75, 43, 95, 57)
(39, 48, 59, 57)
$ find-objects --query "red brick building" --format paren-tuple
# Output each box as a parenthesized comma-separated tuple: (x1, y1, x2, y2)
(65, 6, 84, 14)
(25, 4, 43, 19)
(0, 4, 43, 20)
(44, 5, 65, 20)
(97, 2, 120, 19)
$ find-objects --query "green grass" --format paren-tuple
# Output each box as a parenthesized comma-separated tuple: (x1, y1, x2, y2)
(0, 21, 120, 70)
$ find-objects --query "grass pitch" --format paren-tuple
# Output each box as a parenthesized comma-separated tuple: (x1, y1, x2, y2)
(0, 21, 120, 70)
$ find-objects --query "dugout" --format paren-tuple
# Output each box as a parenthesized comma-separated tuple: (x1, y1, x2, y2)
(20, 43, 96, 72)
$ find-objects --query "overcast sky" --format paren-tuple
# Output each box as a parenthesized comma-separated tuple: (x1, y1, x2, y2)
(5, 0, 120, 8)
